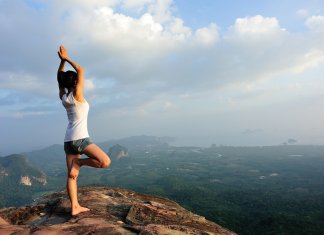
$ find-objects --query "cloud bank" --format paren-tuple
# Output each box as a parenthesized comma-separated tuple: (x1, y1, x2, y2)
(1, 0, 324, 151)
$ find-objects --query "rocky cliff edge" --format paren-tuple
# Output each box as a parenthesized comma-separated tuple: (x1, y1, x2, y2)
(0, 186, 236, 235)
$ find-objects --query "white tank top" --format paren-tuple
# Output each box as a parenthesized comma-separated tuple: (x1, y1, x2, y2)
(62, 92, 90, 142)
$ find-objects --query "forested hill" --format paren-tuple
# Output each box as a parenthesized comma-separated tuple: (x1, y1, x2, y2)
(0, 154, 47, 207)
(1, 137, 324, 234)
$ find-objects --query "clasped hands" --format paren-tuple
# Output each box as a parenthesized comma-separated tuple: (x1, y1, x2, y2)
(58, 45, 69, 60)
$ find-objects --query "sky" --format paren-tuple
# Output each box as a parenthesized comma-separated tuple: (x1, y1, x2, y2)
(1, 0, 324, 154)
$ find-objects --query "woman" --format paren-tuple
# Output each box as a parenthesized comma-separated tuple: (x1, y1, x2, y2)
(57, 45, 111, 216)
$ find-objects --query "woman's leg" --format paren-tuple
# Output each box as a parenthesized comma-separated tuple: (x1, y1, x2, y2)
(67, 144, 110, 216)
(66, 154, 90, 216)
(70, 144, 111, 176)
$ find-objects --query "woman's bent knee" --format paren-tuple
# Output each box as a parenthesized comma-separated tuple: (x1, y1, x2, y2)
(101, 156, 111, 168)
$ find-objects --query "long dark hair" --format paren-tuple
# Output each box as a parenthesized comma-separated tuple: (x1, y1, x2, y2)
(57, 70, 77, 89)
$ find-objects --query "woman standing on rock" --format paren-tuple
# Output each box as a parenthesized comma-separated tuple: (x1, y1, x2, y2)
(57, 45, 111, 216)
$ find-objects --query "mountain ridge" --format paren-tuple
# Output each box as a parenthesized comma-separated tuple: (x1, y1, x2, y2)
(0, 154, 46, 185)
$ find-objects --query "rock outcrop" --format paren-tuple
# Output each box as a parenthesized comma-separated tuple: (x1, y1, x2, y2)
(19, 176, 32, 186)
(108, 144, 129, 160)
(0, 186, 236, 235)
(19, 175, 47, 186)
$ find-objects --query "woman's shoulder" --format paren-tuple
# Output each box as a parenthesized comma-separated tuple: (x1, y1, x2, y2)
(73, 91, 87, 103)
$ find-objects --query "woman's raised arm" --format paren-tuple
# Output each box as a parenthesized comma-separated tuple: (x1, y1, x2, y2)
(57, 45, 85, 102)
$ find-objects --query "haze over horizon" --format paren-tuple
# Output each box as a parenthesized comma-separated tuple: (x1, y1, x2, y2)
(1, 0, 324, 155)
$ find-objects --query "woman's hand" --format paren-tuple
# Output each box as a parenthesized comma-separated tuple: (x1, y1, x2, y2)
(58, 45, 69, 60)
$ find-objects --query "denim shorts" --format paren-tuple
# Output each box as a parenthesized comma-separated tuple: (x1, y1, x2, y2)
(64, 137, 92, 155)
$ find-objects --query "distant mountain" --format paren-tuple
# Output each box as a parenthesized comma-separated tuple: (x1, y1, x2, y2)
(0, 154, 47, 207)
(108, 144, 128, 161)
(98, 135, 172, 151)
(25, 144, 66, 176)
(0, 154, 47, 186)
(22, 136, 170, 176)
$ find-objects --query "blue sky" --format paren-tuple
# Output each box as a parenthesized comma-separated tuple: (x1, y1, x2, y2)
(175, 0, 323, 31)
(1, 0, 324, 154)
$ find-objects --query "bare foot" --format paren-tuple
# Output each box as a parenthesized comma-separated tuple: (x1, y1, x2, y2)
(72, 205, 90, 216)
(69, 158, 80, 179)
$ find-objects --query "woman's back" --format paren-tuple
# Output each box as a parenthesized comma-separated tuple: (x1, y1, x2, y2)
(62, 92, 89, 142)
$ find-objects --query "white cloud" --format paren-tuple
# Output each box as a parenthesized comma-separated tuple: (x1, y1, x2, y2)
(296, 9, 309, 18)
(290, 50, 324, 73)
(231, 15, 285, 35)
(2, 0, 324, 148)
(55, 9, 324, 107)
(52, 0, 118, 10)
(84, 79, 96, 91)
(13, 111, 50, 119)
(169, 18, 192, 39)
(1, 2, 323, 102)
(0, 71, 55, 96)
(62, 6, 172, 54)
(195, 23, 219, 46)
(148, 0, 173, 23)
(305, 15, 324, 33)
(122, 0, 153, 9)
